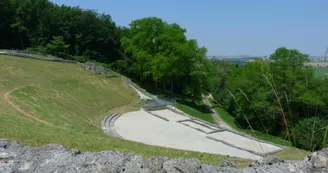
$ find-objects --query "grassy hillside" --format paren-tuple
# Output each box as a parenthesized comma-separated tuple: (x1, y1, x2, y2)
(0, 55, 253, 167)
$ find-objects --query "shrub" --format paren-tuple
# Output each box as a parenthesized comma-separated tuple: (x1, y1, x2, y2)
(26, 46, 47, 54)
(46, 36, 69, 58)
(293, 117, 326, 151)
(73, 56, 90, 63)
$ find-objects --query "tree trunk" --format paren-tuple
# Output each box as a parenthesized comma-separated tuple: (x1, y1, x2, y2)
(20, 35, 25, 50)
(170, 75, 173, 95)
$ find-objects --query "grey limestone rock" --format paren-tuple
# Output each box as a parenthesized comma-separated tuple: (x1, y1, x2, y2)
(1, 139, 328, 173)
(220, 160, 236, 168)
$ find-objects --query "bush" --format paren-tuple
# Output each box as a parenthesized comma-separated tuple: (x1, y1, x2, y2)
(46, 36, 69, 58)
(73, 56, 90, 63)
(26, 46, 47, 54)
(293, 117, 326, 151)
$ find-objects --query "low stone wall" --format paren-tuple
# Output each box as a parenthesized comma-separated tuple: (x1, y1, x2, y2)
(1, 51, 119, 78)
(1, 139, 328, 173)
(0, 52, 77, 64)
(177, 119, 223, 134)
(143, 108, 170, 121)
(101, 113, 122, 138)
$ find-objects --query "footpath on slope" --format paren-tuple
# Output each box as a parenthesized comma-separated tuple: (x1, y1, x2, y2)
(202, 95, 232, 129)
(3, 84, 55, 126)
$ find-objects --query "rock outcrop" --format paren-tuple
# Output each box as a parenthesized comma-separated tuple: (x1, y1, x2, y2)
(1, 139, 328, 173)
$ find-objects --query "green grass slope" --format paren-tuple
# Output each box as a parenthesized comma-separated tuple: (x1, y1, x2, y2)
(0, 55, 252, 167)
(314, 67, 328, 78)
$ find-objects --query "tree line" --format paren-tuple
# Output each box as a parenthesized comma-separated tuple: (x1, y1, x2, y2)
(1, 0, 122, 63)
(212, 47, 328, 151)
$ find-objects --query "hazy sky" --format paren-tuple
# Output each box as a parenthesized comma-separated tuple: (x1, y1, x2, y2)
(51, 0, 327, 56)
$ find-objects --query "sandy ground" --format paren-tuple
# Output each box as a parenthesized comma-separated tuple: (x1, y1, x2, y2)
(114, 109, 278, 160)
(208, 131, 281, 154)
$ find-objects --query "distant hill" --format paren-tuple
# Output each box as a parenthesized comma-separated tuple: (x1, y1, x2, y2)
(207, 55, 266, 60)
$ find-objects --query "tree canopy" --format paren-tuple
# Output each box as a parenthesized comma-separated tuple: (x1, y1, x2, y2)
(213, 47, 328, 150)
(1, 0, 121, 63)
(116, 17, 211, 96)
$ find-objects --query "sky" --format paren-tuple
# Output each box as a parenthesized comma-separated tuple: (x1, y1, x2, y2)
(51, 0, 328, 56)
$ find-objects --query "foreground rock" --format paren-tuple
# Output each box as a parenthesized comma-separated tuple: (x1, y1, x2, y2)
(0, 139, 328, 173)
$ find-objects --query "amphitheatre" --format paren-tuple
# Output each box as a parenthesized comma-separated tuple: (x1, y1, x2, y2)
(1, 51, 328, 173)
(103, 82, 285, 160)
(2, 0, 328, 172)
(0, 51, 285, 160)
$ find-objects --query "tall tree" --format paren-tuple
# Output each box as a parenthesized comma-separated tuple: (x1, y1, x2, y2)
(120, 17, 209, 96)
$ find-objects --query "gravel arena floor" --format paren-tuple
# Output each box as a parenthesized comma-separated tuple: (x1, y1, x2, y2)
(114, 84, 284, 160)
(113, 108, 283, 160)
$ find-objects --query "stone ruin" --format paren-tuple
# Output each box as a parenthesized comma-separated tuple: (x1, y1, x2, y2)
(79, 62, 107, 74)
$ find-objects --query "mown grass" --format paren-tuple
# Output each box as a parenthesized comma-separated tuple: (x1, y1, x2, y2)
(175, 102, 215, 124)
(0, 55, 252, 167)
(273, 147, 310, 160)
(313, 67, 328, 78)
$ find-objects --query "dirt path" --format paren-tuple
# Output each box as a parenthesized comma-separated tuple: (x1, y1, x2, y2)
(4, 85, 55, 126)
(203, 96, 232, 129)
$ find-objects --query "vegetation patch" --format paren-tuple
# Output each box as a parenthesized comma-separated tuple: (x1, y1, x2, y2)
(313, 67, 328, 78)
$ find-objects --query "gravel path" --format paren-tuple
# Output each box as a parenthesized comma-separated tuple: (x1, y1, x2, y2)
(203, 96, 232, 129)
(129, 84, 153, 100)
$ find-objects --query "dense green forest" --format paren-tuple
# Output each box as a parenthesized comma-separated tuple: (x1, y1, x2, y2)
(212, 48, 328, 151)
(0, 0, 121, 63)
(1, 0, 328, 151)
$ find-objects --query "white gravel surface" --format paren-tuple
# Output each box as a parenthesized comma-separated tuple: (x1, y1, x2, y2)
(117, 83, 283, 159)
(208, 131, 281, 154)
(114, 109, 265, 160)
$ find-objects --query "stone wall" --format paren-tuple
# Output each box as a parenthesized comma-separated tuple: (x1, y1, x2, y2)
(0, 52, 77, 64)
(1, 139, 328, 173)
